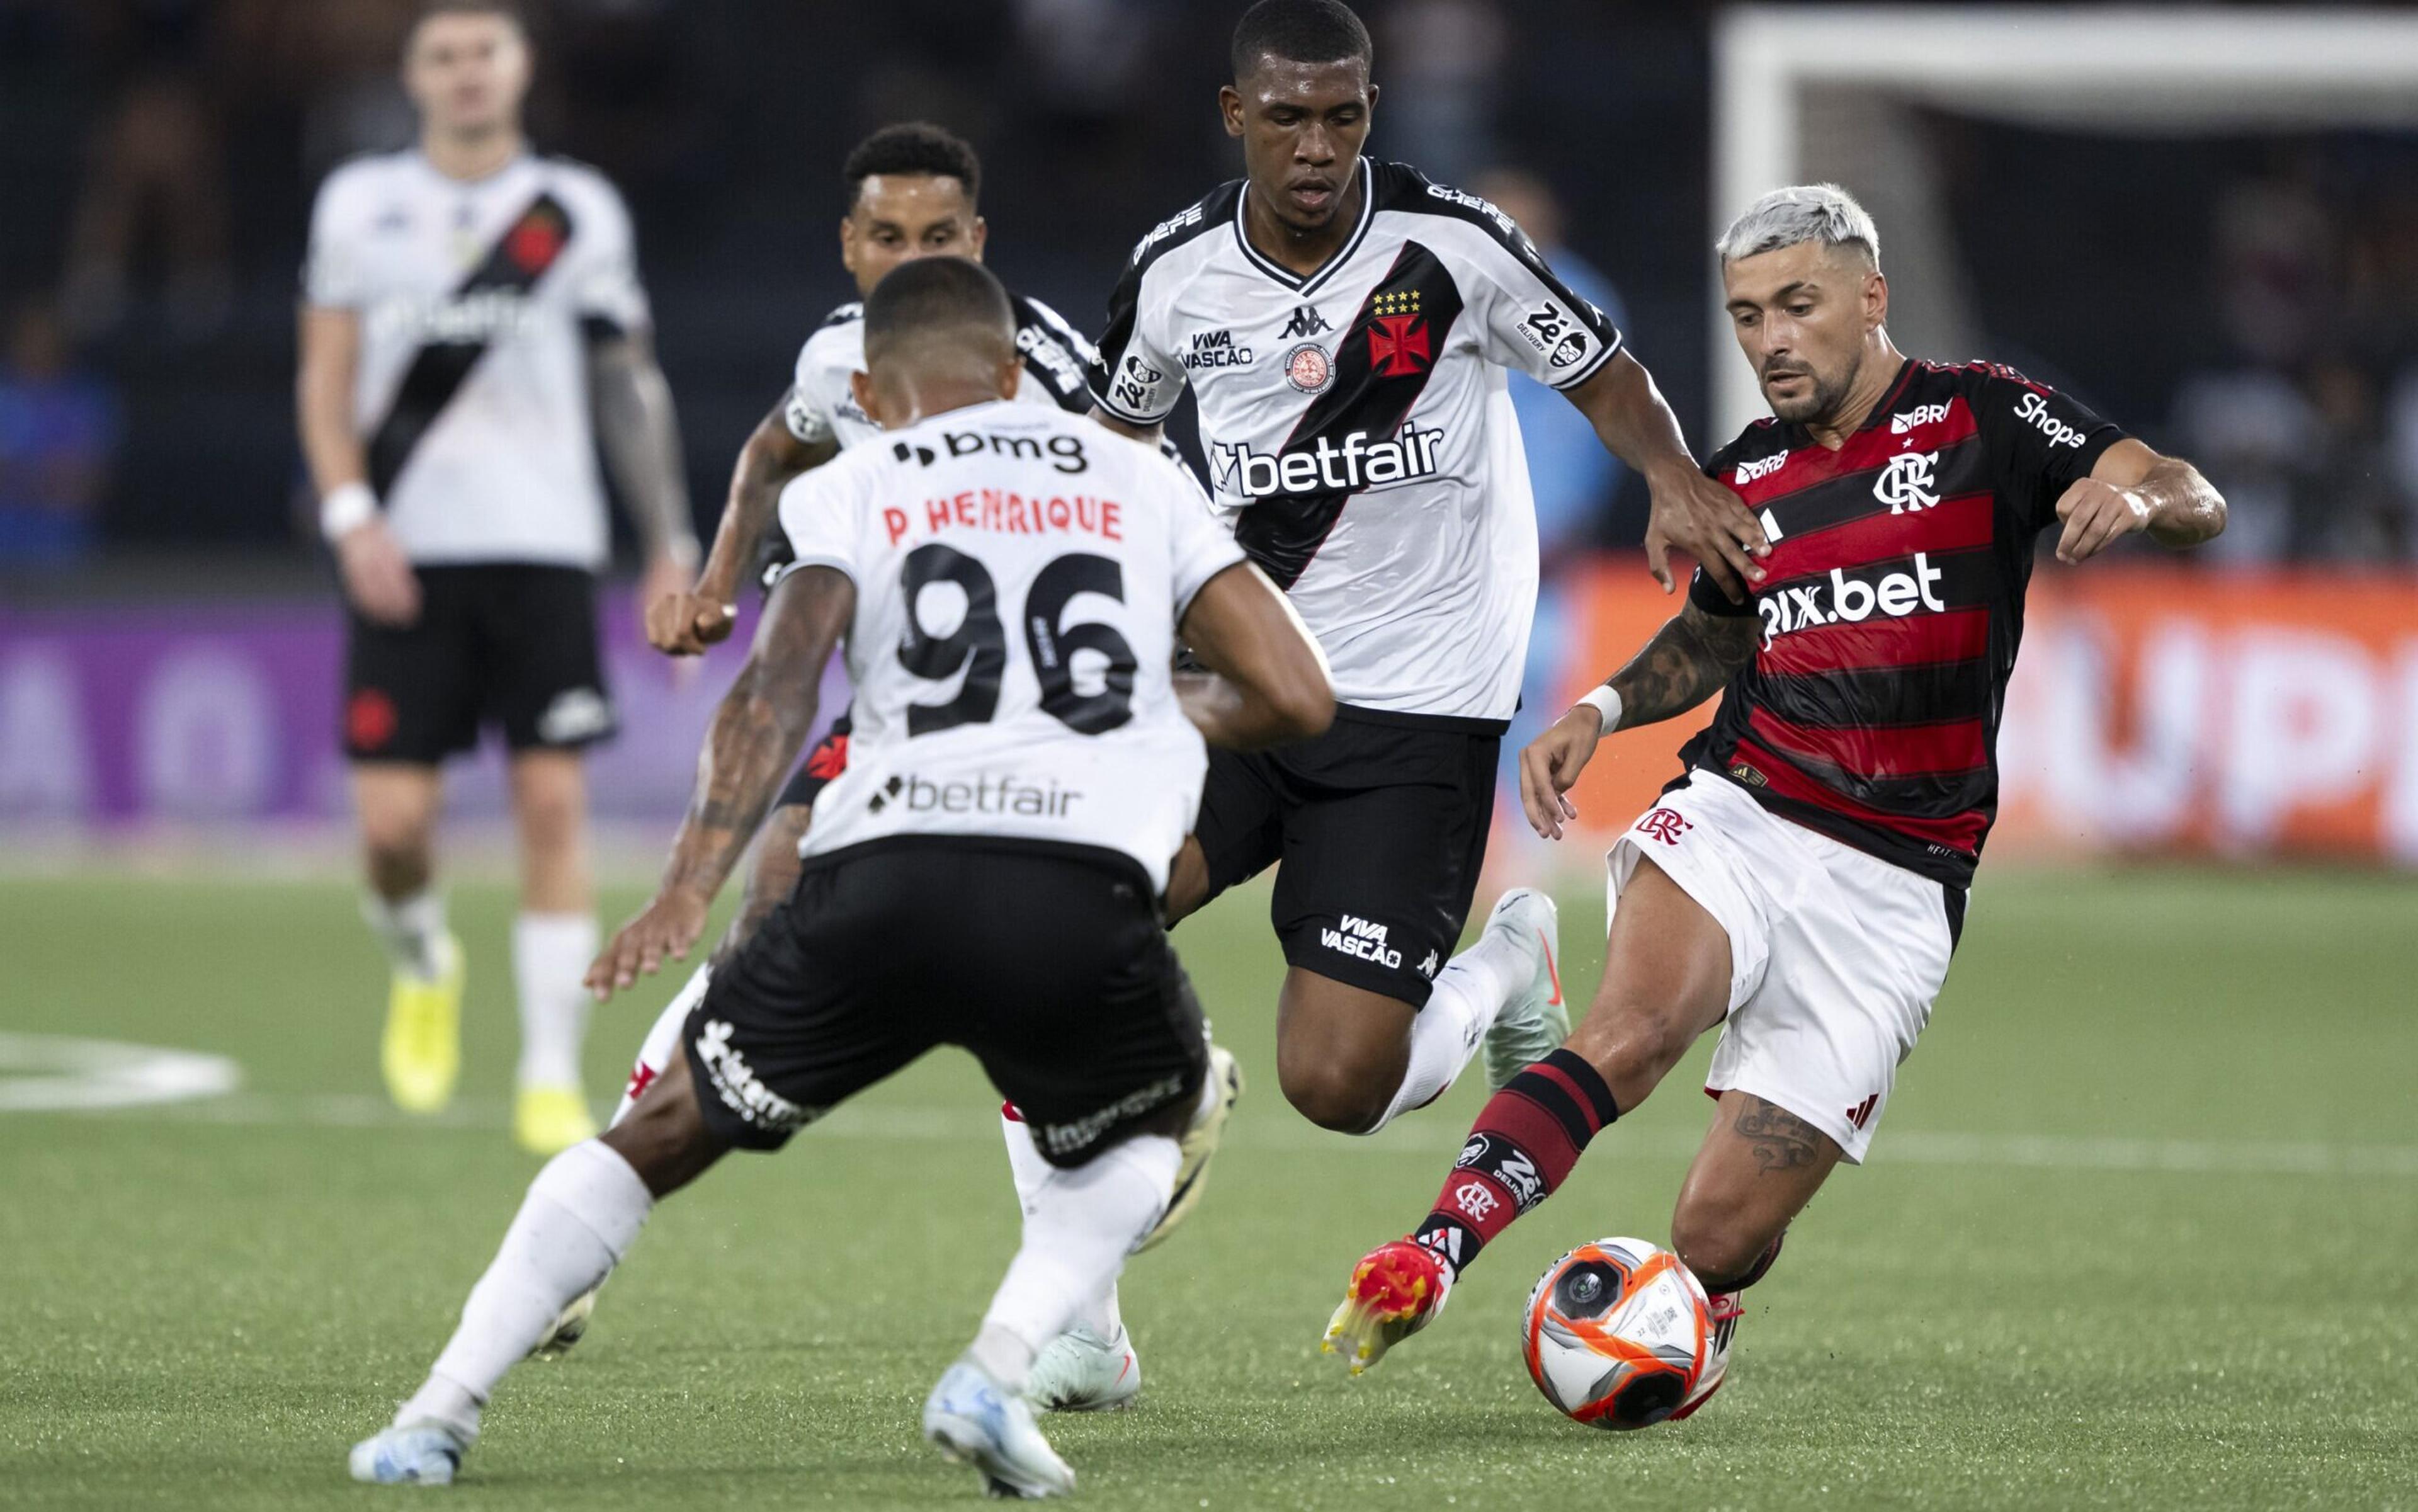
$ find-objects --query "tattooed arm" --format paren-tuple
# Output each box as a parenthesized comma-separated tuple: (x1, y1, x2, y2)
(584, 565, 854, 1000)
(1516, 596, 1760, 840)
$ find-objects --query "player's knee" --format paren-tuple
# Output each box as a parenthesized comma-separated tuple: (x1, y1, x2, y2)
(359, 812, 433, 895)
(1576, 992, 1698, 1107)
(1276, 1054, 1392, 1134)
(514, 782, 586, 857)
(1668, 1193, 1776, 1292)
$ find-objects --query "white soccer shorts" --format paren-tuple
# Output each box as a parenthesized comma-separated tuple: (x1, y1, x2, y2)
(1605, 769, 1957, 1163)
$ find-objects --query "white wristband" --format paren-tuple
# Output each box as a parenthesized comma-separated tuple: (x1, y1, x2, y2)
(319, 481, 377, 542)
(1574, 684, 1623, 733)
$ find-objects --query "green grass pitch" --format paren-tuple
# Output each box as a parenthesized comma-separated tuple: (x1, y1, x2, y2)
(3, 866, 2415, 1509)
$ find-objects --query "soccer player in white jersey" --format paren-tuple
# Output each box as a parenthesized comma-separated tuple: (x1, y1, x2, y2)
(564, 125, 1241, 1408)
(1087, 1, 1769, 1146)
(295, 0, 696, 1154)
(349, 257, 1334, 1497)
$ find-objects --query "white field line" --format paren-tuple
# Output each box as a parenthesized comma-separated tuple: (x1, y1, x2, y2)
(35, 1085, 2418, 1179)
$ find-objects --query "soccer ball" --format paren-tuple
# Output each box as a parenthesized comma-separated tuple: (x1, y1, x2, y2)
(1521, 1237, 1710, 1429)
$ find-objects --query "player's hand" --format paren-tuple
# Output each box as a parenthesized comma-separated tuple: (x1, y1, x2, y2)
(642, 557, 734, 657)
(586, 886, 711, 1003)
(1519, 705, 1605, 842)
(1643, 463, 1769, 601)
(334, 520, 422, 627)
(2052, 477, 2153, 564)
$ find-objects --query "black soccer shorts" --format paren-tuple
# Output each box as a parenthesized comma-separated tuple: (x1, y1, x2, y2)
(681, 836, 1208, 1168)
(342, 563, 616, 764)
(1189, 707, 1499, 1008)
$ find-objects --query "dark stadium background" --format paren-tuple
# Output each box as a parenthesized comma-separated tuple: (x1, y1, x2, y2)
(6, 0, 2412, 569)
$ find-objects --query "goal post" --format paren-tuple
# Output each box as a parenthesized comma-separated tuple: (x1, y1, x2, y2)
(1708, 4, 2418, 438)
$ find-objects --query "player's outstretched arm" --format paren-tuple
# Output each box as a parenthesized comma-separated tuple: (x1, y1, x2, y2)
(1175, 562, 1334, 750)
(586, 565, 853, 1001)
(587, 329, 705, 640)
(650, 397, 838, 656)
(1519, 598, 1759, 841)
(2052, 439, 2227, 564)
(1565, 350, 1771, 601)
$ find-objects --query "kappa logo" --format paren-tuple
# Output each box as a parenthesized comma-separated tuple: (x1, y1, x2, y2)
(1636, 807, 1692, 846)
(1319, 913, 1402, 970)
(1417, 948, 1441, 978)
(1281, 304, 1333, 339)
(1873, 449, 1940, 514)
(1892, 401, 1951, 434)
(1183, 327, 1254, 370)
(1735, 452, 1787, 486)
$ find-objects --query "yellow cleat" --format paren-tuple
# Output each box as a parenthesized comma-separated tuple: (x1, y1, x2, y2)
(514, 1084, 598, 1156)
(380, 934, 463, 1113)
(1137, 1043, 1243, 1253)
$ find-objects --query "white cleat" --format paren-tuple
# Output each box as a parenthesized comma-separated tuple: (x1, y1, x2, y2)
(1479, 888, 1567, 1089)
(529, 1286, 597, 1358)
(922, 1360, 1076, 1499)
(1138, 1043, 1242, 1253)
(1026, 1323, 1142, 1413)
(348, 1421, 468, 1486)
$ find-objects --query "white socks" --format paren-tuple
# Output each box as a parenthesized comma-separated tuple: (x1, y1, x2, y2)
(363, 889, 448, 981)
(613, 964, 712, 1125)
(513, 912, 598, 1089)
(1368, 929, 1530, 1132)
(399, 1140, 654, 1439)
(975, 1133, 1179, 1389)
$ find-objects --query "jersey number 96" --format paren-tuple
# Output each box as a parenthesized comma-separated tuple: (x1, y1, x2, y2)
(898, 544, 1138, 737)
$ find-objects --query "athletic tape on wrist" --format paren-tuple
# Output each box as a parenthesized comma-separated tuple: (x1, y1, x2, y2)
(319, 482, 377, 542)
(1574, 684, 1623, 732)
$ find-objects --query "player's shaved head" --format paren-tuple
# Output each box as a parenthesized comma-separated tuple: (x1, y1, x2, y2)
(864, 256, 1014, 367)
(1231, 0, 1371, 82)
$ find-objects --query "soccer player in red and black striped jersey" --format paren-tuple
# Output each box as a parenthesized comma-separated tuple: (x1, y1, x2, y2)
(1322, 184, 2225, 1413)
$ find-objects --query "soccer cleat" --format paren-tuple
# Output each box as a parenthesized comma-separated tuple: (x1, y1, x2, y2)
(513, 1084, 598, 1157)
(381, 933, 464, 1113)
(922, 1359, 1076, 1499)
(1026, 1323, 1142, 1413)
(1322, 1239, 1453, 1375)
(1137, 1042, 1243, 1253)
(529, 1285, 597, 1359)
(1671, 1288, 1742, 1421)
(1479, 889, 1567, 1090)
(348, 1421, 467, 1486)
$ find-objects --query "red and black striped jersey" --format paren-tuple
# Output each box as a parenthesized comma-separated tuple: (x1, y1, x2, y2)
(1676, 358, 2124, 886)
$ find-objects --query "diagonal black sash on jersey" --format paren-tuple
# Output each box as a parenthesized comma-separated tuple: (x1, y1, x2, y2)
(1235, 241, 1465, 588)
(365, 193, 577, 497)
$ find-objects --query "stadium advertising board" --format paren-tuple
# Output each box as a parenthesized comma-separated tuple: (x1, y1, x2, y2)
(1558, 562, 2418, 867)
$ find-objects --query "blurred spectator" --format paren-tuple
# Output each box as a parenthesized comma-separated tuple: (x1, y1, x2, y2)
(1376, 0, 1504, 185)
(0, 302, 118, 563)
(59, 60, 231, 341)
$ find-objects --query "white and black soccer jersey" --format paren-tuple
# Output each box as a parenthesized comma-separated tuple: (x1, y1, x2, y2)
(772, 401, 1244, 891)
(1088, 159, 1623, 723)
(304, 151, 650, 569)
(783, 292, 1098, 451)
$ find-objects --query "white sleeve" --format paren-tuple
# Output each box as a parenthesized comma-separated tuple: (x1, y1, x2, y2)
(1087, 258, 1186, 426)
(302, 171, 368, 309)
(783, 338, 836, 446)
(569, 178, 652, 335)
(1154, 454, 1247, 620)
(1456, 218, 1623, 390)
(772, 465, 860, 584)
